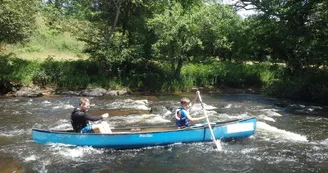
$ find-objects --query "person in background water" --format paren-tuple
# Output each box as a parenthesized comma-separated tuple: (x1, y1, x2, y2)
(71, 97, 112, 133)
(175, 92, 206, 128)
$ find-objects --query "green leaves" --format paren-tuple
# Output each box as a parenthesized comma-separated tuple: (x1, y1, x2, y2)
(236, 0, 328, 71)
(148, 2, 202, 57)
(0, 0, 39, 45)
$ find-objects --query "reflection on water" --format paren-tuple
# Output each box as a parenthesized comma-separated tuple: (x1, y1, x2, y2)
(0, 93, 327, 172)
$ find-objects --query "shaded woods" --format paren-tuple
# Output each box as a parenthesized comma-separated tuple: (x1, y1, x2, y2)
(0, 0, 327, 103)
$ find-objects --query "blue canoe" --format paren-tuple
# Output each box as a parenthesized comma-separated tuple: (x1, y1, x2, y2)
(32, 117, 256, 149)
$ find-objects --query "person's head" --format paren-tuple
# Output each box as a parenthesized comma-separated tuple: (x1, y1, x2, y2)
(79, 98, 90, 111)
(180, 97, 190, 108)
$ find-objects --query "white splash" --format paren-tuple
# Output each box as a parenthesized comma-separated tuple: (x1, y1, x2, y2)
(162, 109, 172, 119)
(24, 155, 37, 162)
(50, 119, 72, 130)
(193, 103, 217, 110)
(12, 111, 20, 114)
(224, 113, 252, 120)
(320, 138, 328, 145)
(107, 99, 151, 110)
(42, 100, 51, 104)
(144, 115, 171, 124)
(241, 148, 259, 154)
(0, 129, 26, 137)
(52, 104, 74, 110)
(257, 121, 307, 142)
(51, 123, 72, 130)
(261, 109, 282, 117)
(225, 104, 232, 108)
(48, 144, 104, 158)
(259, 114, 276, 122)
(224, 104, 241, 109)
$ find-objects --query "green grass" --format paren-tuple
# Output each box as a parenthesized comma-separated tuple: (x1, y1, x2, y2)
(3, 16, 87, 61)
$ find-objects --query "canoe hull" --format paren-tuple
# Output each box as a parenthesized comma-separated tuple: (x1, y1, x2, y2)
(32, 117, 256, 149)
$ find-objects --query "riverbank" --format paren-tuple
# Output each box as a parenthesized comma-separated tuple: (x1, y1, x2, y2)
(1, 84, 261, 98)
(1, 54, 327, 104)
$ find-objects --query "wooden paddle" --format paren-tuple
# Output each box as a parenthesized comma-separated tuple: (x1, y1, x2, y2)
(197, 91, 221, 149)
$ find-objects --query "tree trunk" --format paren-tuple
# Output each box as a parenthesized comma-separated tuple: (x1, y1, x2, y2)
(54, 0, 61, 9)
(109, 0, 122, 38)
(104, 0, 122, 43)
(174, 57, 183, 80)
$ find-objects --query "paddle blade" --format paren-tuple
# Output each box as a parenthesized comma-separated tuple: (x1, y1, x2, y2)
(214, 140, 222, 151)
(197, 91, 203, 102)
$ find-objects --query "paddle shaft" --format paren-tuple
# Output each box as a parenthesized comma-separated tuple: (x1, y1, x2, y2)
(197, 91, 220, 148)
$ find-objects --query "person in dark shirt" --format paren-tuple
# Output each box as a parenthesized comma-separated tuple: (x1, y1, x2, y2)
(71, 97, 112, 133)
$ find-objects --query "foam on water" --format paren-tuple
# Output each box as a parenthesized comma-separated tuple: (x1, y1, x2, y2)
(190, 109, 217, 118)
(267, 156, 298, 164)
(42, 100, 51, 104)
(224, 104, 241, 109)
(241, 148, 259, 154)
(48, 144, 104, 158)
(320, 138, 328, 145)
(220, 113, 252, 120)
(257, 121, 308, 142)
(107, 99, 151, 110)
(259, 114, 276, 122)
(51, 123, 72, 130)
(189, 103, 218, 118)
(0, 129, 26, 137)
(52, 103, 74, 110)
(225, 104, 232, 108)
(261, 109, 282, 117)
(144, 115, 171, 124)
(50, 119, 72, 130)
(192, 103, 217, 110)
(22, 99, 33, 106)
(12, 110, 20, 115)
(24, 155, 37, 162)
(162, 109, 172, 119)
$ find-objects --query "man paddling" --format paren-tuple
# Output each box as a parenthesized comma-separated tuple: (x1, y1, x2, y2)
(71, 97, 112, 133)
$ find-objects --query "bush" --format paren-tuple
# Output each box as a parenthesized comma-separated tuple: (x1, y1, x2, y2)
(263, 68, 328, 103)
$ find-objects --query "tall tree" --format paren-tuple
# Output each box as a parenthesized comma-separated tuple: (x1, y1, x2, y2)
(233, 0, 328, 71)
(0, 0, 39, 47)
(148, 1, 203, 80)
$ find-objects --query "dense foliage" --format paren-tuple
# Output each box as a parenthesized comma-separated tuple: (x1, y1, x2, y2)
(0, 0, 328, 103)
(0, 0, 39, 46)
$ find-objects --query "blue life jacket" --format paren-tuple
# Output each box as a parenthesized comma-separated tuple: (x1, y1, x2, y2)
(176, 108, 189, 127)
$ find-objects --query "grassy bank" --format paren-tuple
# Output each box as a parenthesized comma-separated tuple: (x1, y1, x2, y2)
(1, 53, 328, 104)
(2, 16, 87, 61)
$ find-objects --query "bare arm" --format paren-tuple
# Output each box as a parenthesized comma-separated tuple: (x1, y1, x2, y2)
(186, 114, 206, 122)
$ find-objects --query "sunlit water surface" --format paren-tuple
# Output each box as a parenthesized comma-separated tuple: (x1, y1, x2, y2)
(0, 93, 327, 173)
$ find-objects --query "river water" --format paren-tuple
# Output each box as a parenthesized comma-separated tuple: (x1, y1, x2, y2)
(0, 92, 327, 173)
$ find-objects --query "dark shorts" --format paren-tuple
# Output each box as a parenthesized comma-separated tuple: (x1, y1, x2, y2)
(81, 124, 94, 133)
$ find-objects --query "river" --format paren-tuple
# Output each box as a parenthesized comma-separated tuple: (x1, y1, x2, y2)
(0, 92, 327, 173)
